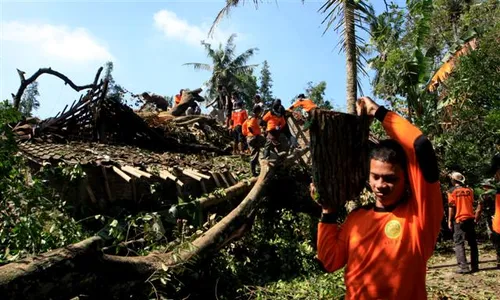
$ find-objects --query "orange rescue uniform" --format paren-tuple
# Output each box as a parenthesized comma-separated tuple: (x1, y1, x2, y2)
(242, 117, 261, 137)
(317, 107, 443, 300)
(262, 111, 286, 132)
(448, 186, 475, 222)
(174, 94, 182, 105)
(231, 109, 248, 129)
(290, 98, 317, 112)
(493, 192, 500, 234)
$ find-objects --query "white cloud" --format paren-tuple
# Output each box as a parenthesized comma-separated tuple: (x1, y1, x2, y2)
(1, 21, 114, 62)
(153, 9, 235, 47)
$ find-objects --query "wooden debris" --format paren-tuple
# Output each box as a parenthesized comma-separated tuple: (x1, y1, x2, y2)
(112, 166, 131, 182)
(310, 109, 371, 210)
(182, 169, 202, 181)
(209, 171, 222, 187)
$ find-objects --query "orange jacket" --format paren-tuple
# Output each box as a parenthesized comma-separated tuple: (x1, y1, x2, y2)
(231, 109, 248, 128)
(317, 108, 443, 300)
(290, 98, 317, 112)
(448, 186, 475, 222)
(174, 94, 182, 105)
(242, 117, 261, 137)
(262, 111, 286, 132)
(493, 192, 500, 234)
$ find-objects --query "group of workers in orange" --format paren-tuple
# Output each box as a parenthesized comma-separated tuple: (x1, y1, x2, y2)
(228, 93, 317, 176)
(310, 96, 500, 299)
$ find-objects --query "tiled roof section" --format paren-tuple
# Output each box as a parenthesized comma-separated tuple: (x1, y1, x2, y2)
(17, 141, 247, 176)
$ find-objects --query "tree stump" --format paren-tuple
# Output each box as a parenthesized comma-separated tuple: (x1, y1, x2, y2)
(309, 109, 371, 210)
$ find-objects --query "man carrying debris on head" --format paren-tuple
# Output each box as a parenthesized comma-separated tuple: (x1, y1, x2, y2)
(482, 154, 500, 269)
(314, 96, 443, 299)
(174, 89, 184, 107)
(262, 100, 286, 159)
(230, 101, 248, 155)
(242, 105, 266, 177)
(447, 171, 481, 274)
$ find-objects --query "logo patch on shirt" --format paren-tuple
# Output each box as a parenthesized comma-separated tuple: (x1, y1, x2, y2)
(384, 220, 402, 239)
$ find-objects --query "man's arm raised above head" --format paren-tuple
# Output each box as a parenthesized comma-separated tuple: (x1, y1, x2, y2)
(357, 97, 443, 259)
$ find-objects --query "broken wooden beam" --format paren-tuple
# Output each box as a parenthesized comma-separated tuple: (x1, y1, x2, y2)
(185, 168, 211, 180)
(182, 169, 202, 181)
(112, 166, 131, 182)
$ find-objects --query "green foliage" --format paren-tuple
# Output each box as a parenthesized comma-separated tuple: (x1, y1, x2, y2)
(103, 61, 125, 103)
(237, 71, 259, 109)
(19, 82, 40, 117)
(259, 60, 274, 107)
(305, 81, 333, 110)
(0, 102, 88, 263)
(433, 26, 500, 183)
(248, 271, 345, 300)
(184, 34, 258, 100)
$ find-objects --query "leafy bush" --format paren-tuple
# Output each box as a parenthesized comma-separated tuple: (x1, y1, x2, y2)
(0, 101, 89, 263)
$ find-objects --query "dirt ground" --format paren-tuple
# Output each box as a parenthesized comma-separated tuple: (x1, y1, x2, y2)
(427, 241, 500, 300)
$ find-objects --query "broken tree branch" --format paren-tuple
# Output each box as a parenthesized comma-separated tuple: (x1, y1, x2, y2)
(12, 67, 103, 110)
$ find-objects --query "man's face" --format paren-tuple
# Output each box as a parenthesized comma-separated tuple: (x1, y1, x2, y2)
(369, 159, 406, 207)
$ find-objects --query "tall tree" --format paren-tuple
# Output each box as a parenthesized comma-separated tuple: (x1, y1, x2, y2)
(184, 34, 258, 108)
(19, 82, 40, 117)
(237, 71, 259, 109)
(305, 81, 333, 110)
(258, 60, 273, 107)
(210, 1, 374, 114)
(103, 61, 124, 103)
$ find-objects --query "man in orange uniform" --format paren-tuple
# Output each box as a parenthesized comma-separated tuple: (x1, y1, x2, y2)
(315, 96, 443, 299)
(230, 101, 248, 154)
(288, 93, 317, 113)
(447, 171, 481, 273)
(242, 105, 265, 176)
(174, 89, 184, 106)
(262, 101, 286, 159)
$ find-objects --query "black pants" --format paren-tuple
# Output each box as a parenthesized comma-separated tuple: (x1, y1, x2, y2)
(453, 218, 479, 271)
(492, 230, 500, 265)
(247, 135, 265, 176)
(263, 130, 280, 159)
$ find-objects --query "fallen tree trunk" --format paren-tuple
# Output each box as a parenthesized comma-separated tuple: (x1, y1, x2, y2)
(0, 149, 308, 299)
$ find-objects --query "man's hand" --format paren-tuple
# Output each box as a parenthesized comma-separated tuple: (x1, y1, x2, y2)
(448, 221, 453, 231)
(310, 183, 335, 214)
(356, 96, 380, 117)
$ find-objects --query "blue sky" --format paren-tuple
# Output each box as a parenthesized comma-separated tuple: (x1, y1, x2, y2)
(1, 0, 401, 119)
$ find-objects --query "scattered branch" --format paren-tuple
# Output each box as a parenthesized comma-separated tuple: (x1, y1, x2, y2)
(12, 67, 103, 110)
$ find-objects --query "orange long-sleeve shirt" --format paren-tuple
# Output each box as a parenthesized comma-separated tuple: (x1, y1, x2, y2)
(174, 94, 182, 105)
(317, 107, 443, 300)
(262, 111, 286, 132)
(448, 186, 475, 222)
(290, 98, 317, 112)
(493, 192, 500, 234)
(231, 109, 248, 129)
(242, 117, 261, 137)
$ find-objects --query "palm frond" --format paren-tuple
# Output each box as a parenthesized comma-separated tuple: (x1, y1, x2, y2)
(183, 63, 212, 71)
(229, 48, 259, 69)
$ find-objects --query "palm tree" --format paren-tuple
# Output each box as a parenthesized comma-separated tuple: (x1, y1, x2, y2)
(209, 1, 374, 114)
(184, 34, 258, 109)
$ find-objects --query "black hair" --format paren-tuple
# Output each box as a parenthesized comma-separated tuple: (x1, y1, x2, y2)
(179, 89, 184, 95)
(370, 139, 407, 172)
(254, 95, 261, 100)
(253, 105, 263, 114)
(298, 94, 306, 99)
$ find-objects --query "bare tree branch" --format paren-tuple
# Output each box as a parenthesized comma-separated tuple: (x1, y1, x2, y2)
(12, 67, 103, 110)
